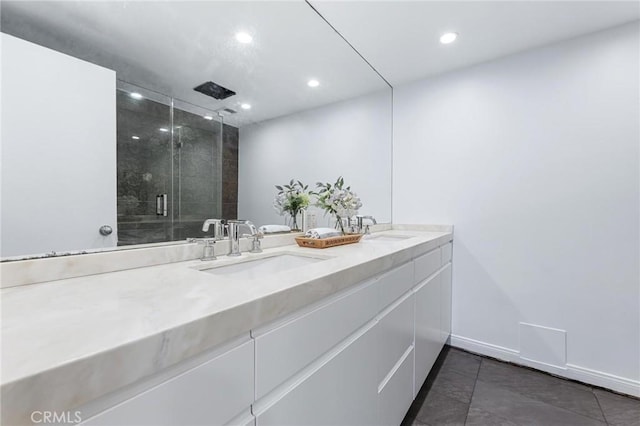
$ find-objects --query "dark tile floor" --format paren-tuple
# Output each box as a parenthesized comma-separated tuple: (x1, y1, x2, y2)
(402, 346, 640, 426)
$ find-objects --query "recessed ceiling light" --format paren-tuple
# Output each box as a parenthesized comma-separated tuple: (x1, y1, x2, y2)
(307, 79, 320, 88)
(131, 136, 140, 140)
(159, 128, 169, 132)
(240, 103, 251, 110)
(203, 115, 213, 120)
(235, 32, 253, 44)
(130, 92, 143, 100)
(440, 32, 458, 44)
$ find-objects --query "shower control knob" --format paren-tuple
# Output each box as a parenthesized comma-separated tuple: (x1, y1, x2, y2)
(99, 225, 113, 236)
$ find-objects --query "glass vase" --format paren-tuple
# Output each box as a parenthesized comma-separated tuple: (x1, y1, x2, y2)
(290, 210, 300, 231)
(334, 215, 346, 235)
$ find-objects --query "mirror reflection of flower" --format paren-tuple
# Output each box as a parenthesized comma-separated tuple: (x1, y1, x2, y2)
(273, 180, 310, 231)
(312, 176, 362, 235)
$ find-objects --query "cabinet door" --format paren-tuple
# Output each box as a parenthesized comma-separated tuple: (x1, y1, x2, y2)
(255, 325, 378, 426)
(82, 339, 254, 426)
(414, 272, 442, 395)
(440, 263, 452, 345)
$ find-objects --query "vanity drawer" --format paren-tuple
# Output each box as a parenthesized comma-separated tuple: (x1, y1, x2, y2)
(377, 290, 415, 385)
(83, 339, 254, 426)
(441, 242, 452, 265)
(254, 278, 378, 399)
(414, 248, 441, 284)
(378, 344, 415, 426)
(378, 261, 414, 310)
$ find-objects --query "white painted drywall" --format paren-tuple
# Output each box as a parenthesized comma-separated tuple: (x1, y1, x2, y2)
(393, 22, 639, 394)
(1, 34, 117, 257)
(238, 90, 392, 228)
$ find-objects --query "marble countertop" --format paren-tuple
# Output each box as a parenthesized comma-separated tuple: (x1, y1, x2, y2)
(1, 226, 452, 424)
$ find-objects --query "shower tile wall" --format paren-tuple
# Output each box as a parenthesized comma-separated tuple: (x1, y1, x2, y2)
(116, 91, 239, 245)
(222, 125, 239, 220)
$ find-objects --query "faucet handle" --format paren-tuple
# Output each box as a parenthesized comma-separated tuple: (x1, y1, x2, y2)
(186, 238, 217, 261)
(248, 233, 263, 253)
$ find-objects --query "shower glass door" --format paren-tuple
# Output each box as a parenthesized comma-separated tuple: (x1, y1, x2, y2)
(172, 99, 223, 240)
(116, 83, 224, 245)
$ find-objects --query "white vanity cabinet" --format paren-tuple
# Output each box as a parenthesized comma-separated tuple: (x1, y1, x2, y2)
(253, 239, 453, 426)
(78, 236, 453, 426)
(81, 338, 254, 426)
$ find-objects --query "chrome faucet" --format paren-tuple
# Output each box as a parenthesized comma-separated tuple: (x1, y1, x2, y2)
(202, 219, 225, 240)
(355, 215, 377, 235)
(226, 220, 262, 256)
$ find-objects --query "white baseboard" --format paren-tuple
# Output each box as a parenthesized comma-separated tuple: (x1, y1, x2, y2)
(450, 334, 640, 398)
(449, 334, 520, 362)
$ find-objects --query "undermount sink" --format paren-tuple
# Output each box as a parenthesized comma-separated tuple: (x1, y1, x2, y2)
(362, 234, 414, 243)
(199, 253, 327, 280)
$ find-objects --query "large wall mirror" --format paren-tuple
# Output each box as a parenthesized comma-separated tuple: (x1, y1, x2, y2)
(0, 1, 392, 259)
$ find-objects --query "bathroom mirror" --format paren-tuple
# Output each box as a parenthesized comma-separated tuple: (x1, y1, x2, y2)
(0, 1, 392, 258)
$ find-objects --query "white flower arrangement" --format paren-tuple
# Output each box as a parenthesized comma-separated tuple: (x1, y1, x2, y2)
(313, 176, 362, 234)
(273, 179, 310, 230)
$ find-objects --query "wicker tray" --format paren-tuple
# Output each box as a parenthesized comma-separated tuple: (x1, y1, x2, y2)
(295, 233, 363, 249)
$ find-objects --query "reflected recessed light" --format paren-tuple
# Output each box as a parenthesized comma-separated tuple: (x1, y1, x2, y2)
(240, 103, 251, 110)
(131, 136, 140, 140)
(307, 79, 320, 88)
(130, 92, 143, 99)
(440, 32, 458, 44)
(203, 115, 213, 120)
(159, 128, 169, 132)
(235, 32, 253, 44)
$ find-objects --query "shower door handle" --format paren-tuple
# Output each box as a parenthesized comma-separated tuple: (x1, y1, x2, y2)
(156, 194, 168, 216)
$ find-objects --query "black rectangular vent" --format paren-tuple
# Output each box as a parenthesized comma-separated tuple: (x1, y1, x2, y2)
(193, 81, 236, 100)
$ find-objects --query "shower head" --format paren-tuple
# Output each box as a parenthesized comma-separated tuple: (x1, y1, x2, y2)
(193, 81, 236, 100)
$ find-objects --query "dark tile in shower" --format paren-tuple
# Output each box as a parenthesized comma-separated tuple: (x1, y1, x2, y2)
(222, 203, 237, 220)
(178, 202, 220, 218)
(117, 220, 171, 246)
(222, 158, 238, 174)
(222, 181, 238, 204)
(179, 177, 217, 203)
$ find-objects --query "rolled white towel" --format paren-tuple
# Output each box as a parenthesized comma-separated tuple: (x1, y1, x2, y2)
(305, 227, 342, 239)
(259, 224, 291, 234)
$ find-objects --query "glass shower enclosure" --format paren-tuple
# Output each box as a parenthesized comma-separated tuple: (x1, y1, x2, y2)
(116, 82, 235, 245)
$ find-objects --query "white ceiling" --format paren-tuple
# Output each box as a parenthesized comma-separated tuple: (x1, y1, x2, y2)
(0, 1, 388, 127)
(2, 1, 638, 126)
(310, 0, 640, 86)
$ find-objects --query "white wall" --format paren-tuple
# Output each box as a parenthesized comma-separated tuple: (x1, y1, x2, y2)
(1, 34, 117, 257)
(238, 90, 392, 228)
(393, 22, 639, 395)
